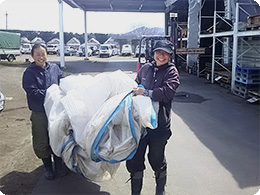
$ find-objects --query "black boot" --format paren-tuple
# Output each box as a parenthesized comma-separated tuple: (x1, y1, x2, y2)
(42, 156, 54, 180)
(53, 154, 68, 177)
(155, 171, 166, 195)
(130, 171, 143, 195)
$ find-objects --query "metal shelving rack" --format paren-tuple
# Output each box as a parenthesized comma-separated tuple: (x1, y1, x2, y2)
(199, 1, 260, 92)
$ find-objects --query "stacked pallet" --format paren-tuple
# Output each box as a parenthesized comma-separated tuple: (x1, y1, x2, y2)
(246, 14, 260, 30)
(204, 62, 225, 74)
(215, 71, 232, 84)
(234, 67, 260, 98)
(204, 62, 232, 87)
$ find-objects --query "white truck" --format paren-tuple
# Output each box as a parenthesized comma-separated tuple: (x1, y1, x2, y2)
(121, 44, 132, 56)
(0, 31, 21, 62)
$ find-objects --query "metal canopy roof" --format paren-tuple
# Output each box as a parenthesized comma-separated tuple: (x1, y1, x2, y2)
(63, 0, 171, 13)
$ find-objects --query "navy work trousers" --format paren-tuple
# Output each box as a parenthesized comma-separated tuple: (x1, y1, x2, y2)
(126, 129, 172, 174)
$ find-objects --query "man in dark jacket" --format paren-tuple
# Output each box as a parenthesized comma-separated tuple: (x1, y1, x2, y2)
(126, 40, 180, 195)
(22, 44, 66, 180)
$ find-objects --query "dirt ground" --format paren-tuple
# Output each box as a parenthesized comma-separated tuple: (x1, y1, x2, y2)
(0, 55, 84, 195)
(0, 62, 43, 195)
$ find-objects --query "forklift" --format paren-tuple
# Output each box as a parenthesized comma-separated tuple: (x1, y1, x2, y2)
(136, 15, 179, 72)
(136, 35, 171, 71)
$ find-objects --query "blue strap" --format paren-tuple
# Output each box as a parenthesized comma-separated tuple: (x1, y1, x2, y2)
(125, 94, 138, 160)
(60, 130, 75, 154)
(102, 94, 138, 163)
(138, 84, 145, 89)
(150, 106, 157, 128)
(91, 91, 138, 163)
(71, 144, 86, 179)
(60, 130, 86, 179)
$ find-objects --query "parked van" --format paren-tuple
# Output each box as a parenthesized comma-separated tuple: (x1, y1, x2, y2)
(135, 45, 146, 57)
(47, 44, 59, 54)
(121, 44, 132, 56)
(99, 44, 113, 57)
(20, 43, 32, 54)
(57, 46, 77, 56)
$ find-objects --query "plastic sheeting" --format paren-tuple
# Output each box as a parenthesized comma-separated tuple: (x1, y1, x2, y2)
(44, 70, 158, 181)
(0, 31, 21, 49)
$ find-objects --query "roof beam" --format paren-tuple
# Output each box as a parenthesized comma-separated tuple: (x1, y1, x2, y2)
(110, 4, 113, 10)
(63, 0, 166, 12)
(65, 0, 82, 9)
(139, 0, 145, 11)
(139, 4, 143, 11)
(109, 0, 113, 10)
(164, 0, 177, 8)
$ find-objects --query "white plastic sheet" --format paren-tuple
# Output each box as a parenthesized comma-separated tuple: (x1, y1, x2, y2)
(44, 70, 158, 181)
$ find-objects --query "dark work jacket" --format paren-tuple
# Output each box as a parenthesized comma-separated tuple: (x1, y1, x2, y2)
(22, 62, 63, 112)
(136, 62, 180, 131)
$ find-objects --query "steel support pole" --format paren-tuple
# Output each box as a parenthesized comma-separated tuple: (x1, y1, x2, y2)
(84, 10, 88, 59)
(165, 13, 170, 36)
(231, 3, 239, 92)
(223, 0, 231, 64)
(58, 0, 65, 68)
(211, 11, 217, 84)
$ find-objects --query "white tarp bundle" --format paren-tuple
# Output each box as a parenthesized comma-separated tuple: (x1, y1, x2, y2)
(44, 70, 158, 181)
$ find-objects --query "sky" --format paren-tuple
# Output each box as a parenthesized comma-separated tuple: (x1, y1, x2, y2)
(0, 0, 165, 34)
(0, 0, 259, 34)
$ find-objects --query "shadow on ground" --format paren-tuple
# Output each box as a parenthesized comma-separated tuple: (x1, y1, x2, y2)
(0, 166, 110, 195)
(174, 91, 210, 103)
(0, 166, 43, 194)
(31, 170, 110, 195)
(172, 71, 260, 189)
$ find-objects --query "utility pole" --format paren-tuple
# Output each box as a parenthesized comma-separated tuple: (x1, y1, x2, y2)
(5, 11, 8, 30)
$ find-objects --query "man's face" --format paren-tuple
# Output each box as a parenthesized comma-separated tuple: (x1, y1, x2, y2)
(154, 50, 171, 66)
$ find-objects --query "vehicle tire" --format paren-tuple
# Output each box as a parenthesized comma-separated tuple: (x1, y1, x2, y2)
(7, 55, 15, 62)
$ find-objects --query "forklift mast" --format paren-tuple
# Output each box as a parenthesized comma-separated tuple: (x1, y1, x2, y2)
(136, 17, 178, 72)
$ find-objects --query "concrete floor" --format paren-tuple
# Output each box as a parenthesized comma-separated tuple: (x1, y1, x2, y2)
(31, 67, 259, 195)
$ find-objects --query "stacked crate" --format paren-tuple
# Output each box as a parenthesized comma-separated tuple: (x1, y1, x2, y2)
(234, 67, 260, 98)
